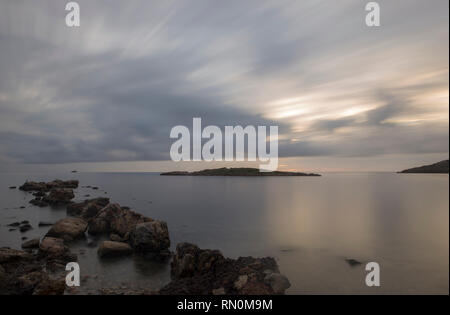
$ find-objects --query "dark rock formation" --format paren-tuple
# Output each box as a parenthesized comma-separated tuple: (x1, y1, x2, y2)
(161, 167, 321, 177)
(46, 218, 88, 242)
(19, 179, 79, 192)
(88, 203, 151, 237)
(67, 197, 109, 220)
(129, 221, 170, 254)
(42, 189, 75, 205)
(0, 247, 66, 295)
(159, 243, 290, 295)
(398, 160, 449, 174)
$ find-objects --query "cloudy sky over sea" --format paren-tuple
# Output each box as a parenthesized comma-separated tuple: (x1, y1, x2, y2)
(0, 0, 448, 172)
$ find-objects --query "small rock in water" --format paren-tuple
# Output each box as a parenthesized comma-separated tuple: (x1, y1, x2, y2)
(9, 186, 17, 189)
(21, 220, 29, 224)
(8, 228, 16, 232)
(345, 259, 362, 266)
(92, 187, 99, 190)
(7, 222, 20, 227)
(19, 206, 25, 209)
(19, 224, 32, 233)
(38, 221, 54, 227)
(21, 237, 28, 240)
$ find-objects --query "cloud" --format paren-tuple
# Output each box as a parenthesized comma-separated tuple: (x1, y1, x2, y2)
(0, 0, 448, 166)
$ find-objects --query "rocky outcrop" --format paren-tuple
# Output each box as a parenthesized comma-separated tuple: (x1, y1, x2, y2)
(129, 221, 170, 254)
(19, 180, 79, 192)
(42, 189, 75, 205)
(39, 237, 76, 263)
(0, 247, 66, 295)
(159, 243, 290, 295)
(46, 218, 88, 242)
(97, 241, 133, 258)
(88, 203, 152, 237)
(67, 198, 110, 220)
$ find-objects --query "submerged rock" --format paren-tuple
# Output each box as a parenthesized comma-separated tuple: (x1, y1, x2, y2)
(98, 241, 133, 258)
(46, 217, 87, 242)
(159, 243, 290, 295)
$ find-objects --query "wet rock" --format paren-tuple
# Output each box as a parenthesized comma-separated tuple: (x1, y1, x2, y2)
(21, 220, 29, 224)
(0, 247, 33, 264)
(159, 243, 288, 295)
(20, 224, 32, 233)
(110, 233, 123, 242)
(46, 217, 87, 242)
(32, 191, 46, 197)
(264, 272, 291, 294)
(9, 186, 16, 189)
(67, 197, 109, 220)
(129, 221, 170, 254)
(98, 241, 133, 258)
(38, 221, 54, 227)
(7, 222, 20, 227)
(42, 188, 75, 205)
(88, 203, 151, 237)
(39, 237, 76, 262)
(19, 179, 78, 192)
(29, 198, 49, 207)
(22, 238, 40, 249)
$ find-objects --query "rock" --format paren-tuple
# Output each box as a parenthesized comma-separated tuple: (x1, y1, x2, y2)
(38, 221, 54, 227)
(20, 224, 32, 233)
(129, 221, 170, 253)
(345, 259, 362, 266)
(42, 188, 75, 205)
(32, 191, 46, 197)
(21, 220, 29, 224)
(212, 287, 226, 295)
(19, 179, 78, 192)
(22, 238, 40, 249)
(109, 233, 123, 242)
(0, 247, 33, 264)
(88, 203, 151, 237)
(7, 222, 20, 227)
(264, 273, 291, 294)
(160, 243, 287, 295)
(234, 275, 248, 290)
(97, 241, 133, 258)
(67, 197, 109, 220)
(46, 217, 87, 242)
(39, 237, 76, 262)
(29, 198, 49, 207)
(9, 186, 16, 189)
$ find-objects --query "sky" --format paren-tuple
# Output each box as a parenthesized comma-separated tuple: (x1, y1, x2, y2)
(0, 0, 448, 172)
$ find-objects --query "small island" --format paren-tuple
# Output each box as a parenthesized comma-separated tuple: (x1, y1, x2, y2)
(398, 160, 449, 174)
(160, 167, 321, 176)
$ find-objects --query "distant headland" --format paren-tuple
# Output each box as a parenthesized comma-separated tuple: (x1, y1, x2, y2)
(160, 167, 321, 176)
(398, 160, 449, 174)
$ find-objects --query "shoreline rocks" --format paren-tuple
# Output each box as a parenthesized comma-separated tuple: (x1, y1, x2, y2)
(46, 218, 88, 242)
(159, 243, 290, 295)
(98, 241, 133, 258)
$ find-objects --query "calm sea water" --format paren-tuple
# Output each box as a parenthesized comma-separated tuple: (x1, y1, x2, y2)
(0, 172, 448, 294)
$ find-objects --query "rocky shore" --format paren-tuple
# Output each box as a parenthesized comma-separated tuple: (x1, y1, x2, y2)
(1, 179, 291, 295)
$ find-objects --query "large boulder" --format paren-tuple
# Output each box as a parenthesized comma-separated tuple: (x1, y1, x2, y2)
(21, 238, 41, 249)
(67, 198, 110, 220)
(43, 189, 75, 205)
(129, 221, 170, 253)
(88, 203, 152, 237)
(98, 241, 133, 258)
(46, 217, 87, 242)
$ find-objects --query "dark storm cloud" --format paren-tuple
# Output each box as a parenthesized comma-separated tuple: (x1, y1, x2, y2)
(0, 0, 448, 165)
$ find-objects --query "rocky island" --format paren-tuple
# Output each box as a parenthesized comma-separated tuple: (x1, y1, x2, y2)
(161, 167, 321, 176)
(398, 160, 449, 174)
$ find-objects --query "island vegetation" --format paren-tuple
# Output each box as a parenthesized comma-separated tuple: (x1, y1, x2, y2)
(398, 160, 449, 174)
(160, 167, 321, 177)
